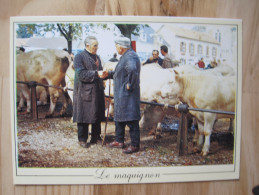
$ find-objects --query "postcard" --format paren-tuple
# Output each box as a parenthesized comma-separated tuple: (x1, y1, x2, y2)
(10, 16, 242, 184)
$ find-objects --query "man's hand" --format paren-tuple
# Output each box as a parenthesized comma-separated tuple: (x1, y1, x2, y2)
(126, 83, 130, 90)
(98, 71, 108, 79)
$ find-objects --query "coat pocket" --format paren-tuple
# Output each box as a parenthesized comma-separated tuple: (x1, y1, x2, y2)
(81, 86, 93, 101)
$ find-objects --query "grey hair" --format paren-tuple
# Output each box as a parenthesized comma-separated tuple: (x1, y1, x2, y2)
(84, 36, 98, 46)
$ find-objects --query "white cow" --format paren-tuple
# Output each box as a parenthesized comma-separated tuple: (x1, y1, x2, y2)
(170, 69, 236, 156)
(17, 49, 72, 117)
(139, 63, 236, 142)
(64, 62, 75, 103)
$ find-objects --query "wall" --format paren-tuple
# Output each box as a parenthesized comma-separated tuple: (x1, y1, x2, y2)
(1, 0, 259, 194)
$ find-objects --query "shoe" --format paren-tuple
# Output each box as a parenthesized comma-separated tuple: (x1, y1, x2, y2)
(90, 139, 97, 144)
(90, 136, 103, 144)
(123, 145, 139, 154)
(90, 139, 102, 144)
(108, 141, 124, 148)
(79, 141, 88, 148)
(96, 136, 103, 142)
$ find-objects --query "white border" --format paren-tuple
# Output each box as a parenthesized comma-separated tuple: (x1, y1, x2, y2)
(10, 16, 242, 185)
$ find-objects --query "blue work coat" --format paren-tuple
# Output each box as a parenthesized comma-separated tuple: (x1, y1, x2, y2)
(109, 49, 141, 122)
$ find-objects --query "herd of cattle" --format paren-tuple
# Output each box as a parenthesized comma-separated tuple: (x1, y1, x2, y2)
(16, 49, 237, 156)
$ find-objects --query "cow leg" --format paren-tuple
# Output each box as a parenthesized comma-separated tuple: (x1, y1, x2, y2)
(46, 88, 59, 117)
(17, 85, 31, 113)
(25, 92, 31, 113)
(105, 99, 114, 119)
(193, 121, 204, 153)
(17, 91, 25, 112)
(154, 122, 162, 139)
(58, 77, 70, 117)
(58, 90, 69, 116)
(201, 113, 216, 156)
(192, 129, 199, 145)
(109, 101, 114, 118)
(228, 118, 235, 132)
(68, 90, 73, 104)
(37, 88, 48, 106)
(23, 87, 31, 113)
(140, 105, 165, 136)
(139, 112, 145, 130)
(192, 117, 198, 143)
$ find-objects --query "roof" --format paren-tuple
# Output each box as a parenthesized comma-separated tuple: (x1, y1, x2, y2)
(157, 25, 220, 45)
(16, 38, 30, 47)
(16, 37, 82, 49)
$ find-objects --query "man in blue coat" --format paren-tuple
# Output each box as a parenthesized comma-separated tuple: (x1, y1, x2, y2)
(106, 36, 141, 154)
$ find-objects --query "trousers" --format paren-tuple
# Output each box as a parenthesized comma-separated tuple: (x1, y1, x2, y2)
(115, 120, 140, 147)
(77, 122, 101, 142)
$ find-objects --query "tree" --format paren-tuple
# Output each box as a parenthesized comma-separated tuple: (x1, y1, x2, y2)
(114, 24, 149, 40)
(16, 23, 149, 53)
(16, 24, 38, 38)
(16, 23, 83, 54)
(56, 23, 82, 54)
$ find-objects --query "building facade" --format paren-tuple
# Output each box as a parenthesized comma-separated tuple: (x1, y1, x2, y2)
(153, 25, 221, 67)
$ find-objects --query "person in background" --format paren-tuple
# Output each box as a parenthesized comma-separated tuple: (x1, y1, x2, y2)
(160, 45, 175, 68)
(104, 36, 141, 154)
(195, 57, 205, 69)
(143, 50, 163, 66)
(109, 53, 119, 62)
(73, 36, 106, 148)
(19, 47, 25, 53)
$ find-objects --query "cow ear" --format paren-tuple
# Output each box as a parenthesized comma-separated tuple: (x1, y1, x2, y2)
(173, 70, 182, 81)
(174, 70, 180, 79)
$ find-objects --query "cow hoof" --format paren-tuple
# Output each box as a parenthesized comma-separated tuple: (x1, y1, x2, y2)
(201, 151, 208, 156)
(155, 134, 162, 139)
(60, 113, 71, 117)
(148, 130, 155, 136)
(193, 146, 201, 153)
(17, 110, 29, 115)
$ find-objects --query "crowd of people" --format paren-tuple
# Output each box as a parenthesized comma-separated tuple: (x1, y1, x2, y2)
(142, 45, 176, 68)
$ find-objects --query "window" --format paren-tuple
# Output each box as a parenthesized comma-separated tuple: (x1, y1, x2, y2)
(206, 46, 209, 57)
(198, 44, 203, 55)
(212, 47, 217, 57)
(189, 43, 194, 56)
(180, 41, 186, 54)
(215, 30, 221, 43)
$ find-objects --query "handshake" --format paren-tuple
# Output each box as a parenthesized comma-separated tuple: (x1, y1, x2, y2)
(98, 70, 109, 79)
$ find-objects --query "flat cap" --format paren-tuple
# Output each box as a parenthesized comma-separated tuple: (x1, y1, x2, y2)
(114, 36, 131, 48)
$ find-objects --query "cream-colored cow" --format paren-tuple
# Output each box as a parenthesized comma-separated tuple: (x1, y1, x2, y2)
(171, 69, 236, 156)
(17, 49, 72, 117)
